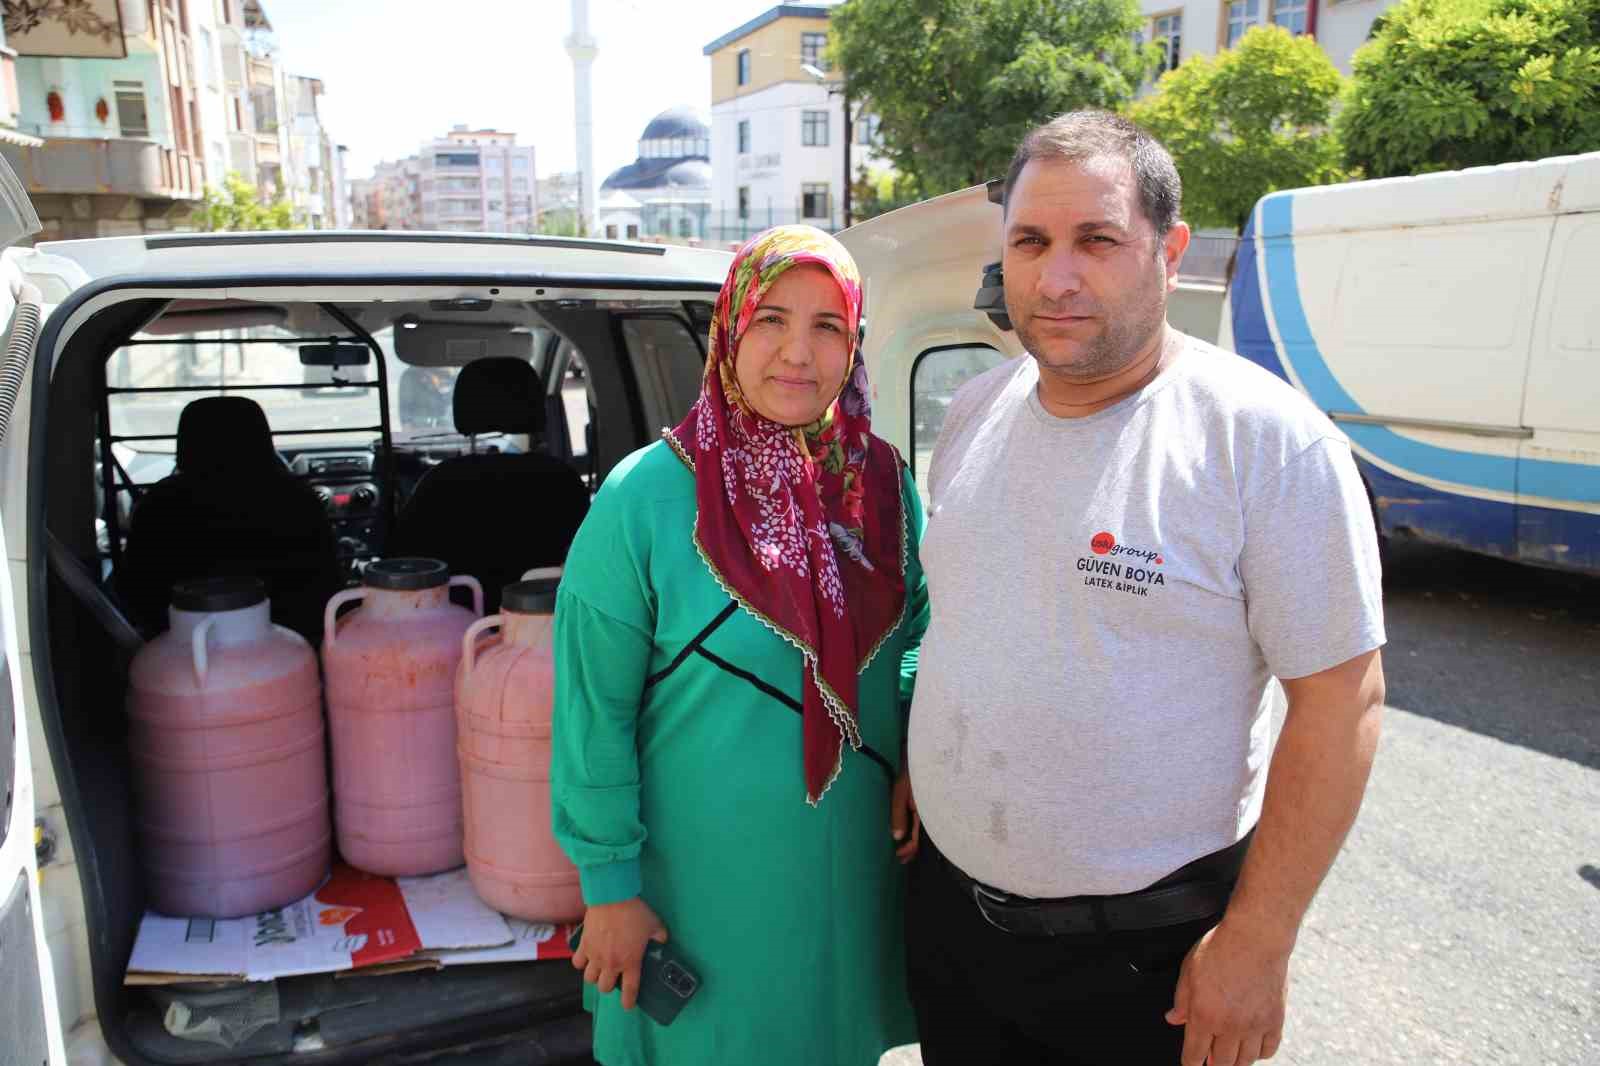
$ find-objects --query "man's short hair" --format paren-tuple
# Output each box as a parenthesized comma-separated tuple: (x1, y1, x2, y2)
(1002, 111, 1182, 237)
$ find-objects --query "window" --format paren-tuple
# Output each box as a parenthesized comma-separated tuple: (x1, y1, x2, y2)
(626, 223, 640, 239)
(802, 110, 829, 147)
(115, 81, 149, 138)
(855, 113, 880, 146)
(737, 185, 750, 220)
(801, 183, 829, 220)
(910, 345, 1007, 485)
(435, 151, 479, 167)
(737, 49, 750, 86)
(801, 31, 829, 70)
(513, 157, 528, 170)
(678, 216, 692, 238)
(1152, 13, 1181, 73)
(738, 119, 750, 154)
(1224, 0, 1263, 46)
(196, 26, 214, 90)
(1272, 0, 1309, 35)
(622, 317, 706, 428)
(606, 223, 619, 238)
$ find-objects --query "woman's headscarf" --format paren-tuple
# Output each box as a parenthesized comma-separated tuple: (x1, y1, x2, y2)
(665, 225, 907, 805)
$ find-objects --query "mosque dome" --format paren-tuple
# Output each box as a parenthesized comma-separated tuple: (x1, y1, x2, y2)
(601, 106, 712, 192)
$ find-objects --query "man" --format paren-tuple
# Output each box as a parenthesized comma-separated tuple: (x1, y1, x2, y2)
(901, 111, 1387, 1066)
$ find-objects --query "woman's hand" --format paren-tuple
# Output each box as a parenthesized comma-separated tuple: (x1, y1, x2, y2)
(571, 898, 669, 1011)
(892, 769, 921, 864)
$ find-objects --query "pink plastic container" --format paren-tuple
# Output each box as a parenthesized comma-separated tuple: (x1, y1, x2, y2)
(127, 577, 330, 918)
(456, 570, 582, 921)
(323, 558, 482, 877)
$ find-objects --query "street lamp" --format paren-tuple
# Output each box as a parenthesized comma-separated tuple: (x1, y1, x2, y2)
(802, 63, 852, 229)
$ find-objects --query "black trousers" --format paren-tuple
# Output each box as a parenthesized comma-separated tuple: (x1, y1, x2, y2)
(906, 836, 1229, 1066)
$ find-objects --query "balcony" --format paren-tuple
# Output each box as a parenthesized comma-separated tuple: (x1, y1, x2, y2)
(0, 137, 203, 200)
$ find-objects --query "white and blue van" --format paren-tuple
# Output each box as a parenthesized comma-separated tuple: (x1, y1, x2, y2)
(1222, 152, 1600, 575)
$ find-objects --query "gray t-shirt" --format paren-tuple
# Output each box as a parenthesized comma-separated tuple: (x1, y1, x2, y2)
(909, 337, 1386, 898)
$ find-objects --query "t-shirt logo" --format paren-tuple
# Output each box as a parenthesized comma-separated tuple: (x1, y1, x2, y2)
(1077, 531, 1167, 598)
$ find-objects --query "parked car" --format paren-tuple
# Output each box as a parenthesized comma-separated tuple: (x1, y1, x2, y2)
(1221, 151, 1600, 575)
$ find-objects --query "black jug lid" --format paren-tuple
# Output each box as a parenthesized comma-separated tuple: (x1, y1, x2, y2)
(364, 557, 449, 591)
(502, 576, 559, 615)
(170, 576, 266, 613)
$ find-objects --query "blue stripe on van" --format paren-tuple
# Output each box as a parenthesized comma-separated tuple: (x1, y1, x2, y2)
(1256, 194, 1600, 505)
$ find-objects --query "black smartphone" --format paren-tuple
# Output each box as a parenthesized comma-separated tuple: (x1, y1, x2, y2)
(568, 924, 701, 1026)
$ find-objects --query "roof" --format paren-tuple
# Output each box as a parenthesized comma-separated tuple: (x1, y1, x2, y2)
(641, 107, 709, 142)
(702, 4, 832, 56)
(22, 231, 733, 290)
(601, 157, 712, 193)
(1258, 151, 1600, 238)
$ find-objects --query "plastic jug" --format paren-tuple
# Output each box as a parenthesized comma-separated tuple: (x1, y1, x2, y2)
(323, 558, 483, 876)
(456, 570, 582, 921)
(127, 577, 330, 918)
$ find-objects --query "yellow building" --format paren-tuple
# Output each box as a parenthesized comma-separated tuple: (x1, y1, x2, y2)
(702, 4, 885, 243)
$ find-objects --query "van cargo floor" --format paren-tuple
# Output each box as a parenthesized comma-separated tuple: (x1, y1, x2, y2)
(121, 961, 588, 1064)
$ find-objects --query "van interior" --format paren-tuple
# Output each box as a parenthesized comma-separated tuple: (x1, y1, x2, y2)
(32, 289, 713, 1064)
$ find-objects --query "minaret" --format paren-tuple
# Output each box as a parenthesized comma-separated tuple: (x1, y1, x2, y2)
(566, 0, 599, 236)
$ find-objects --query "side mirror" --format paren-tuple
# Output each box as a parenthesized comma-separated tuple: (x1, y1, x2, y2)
(300, 342, 371, 368)
(973, 262, 1012, 332)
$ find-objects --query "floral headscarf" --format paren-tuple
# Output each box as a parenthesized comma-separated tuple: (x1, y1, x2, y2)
(665, 225, 907, 805)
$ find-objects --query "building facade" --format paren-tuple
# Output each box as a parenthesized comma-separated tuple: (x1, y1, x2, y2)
(1136, 0, 1401, 77)
(703, 4, 888, 242)
(4, 0, 208, 239)
(414, 126, 536, 233)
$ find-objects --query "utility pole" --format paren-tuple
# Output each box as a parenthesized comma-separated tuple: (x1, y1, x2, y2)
(842, 87, 852, 229)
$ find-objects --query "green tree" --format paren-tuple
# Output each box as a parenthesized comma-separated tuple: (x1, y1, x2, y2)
(1339, 0, 1600, 178)
(831, 0, 1157, 196)
(197, 171, 298, 231)
(1131, 25, 1347, 233)
(849, 164, 922, 221)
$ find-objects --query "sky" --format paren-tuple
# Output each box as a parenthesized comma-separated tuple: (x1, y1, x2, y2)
(260, 0, 816, 184)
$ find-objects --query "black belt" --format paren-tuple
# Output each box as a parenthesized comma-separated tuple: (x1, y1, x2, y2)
(931, 832, 1252, 938)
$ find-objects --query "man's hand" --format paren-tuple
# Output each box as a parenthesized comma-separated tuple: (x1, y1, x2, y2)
(1165, 918, 1290, 1066)
(571, 897, 668, 1011)
(891, 769, 920, 864)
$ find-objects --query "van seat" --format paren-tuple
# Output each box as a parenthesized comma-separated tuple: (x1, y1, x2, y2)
(118, 396, 341, 643)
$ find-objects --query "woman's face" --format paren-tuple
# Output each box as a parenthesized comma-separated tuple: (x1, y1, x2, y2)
(733, 264, 852, 427)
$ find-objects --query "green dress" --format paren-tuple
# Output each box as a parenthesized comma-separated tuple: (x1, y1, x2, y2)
(551, 439, 928, 1066)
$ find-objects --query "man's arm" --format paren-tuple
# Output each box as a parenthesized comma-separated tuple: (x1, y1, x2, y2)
(1168, 648, 1385, 1066)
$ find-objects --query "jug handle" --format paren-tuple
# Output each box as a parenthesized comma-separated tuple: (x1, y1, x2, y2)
(323, 587, 366, 650)
(461, 615, 502, 673)
(450, 575, 485, 617)
(190, 617, 216, 685)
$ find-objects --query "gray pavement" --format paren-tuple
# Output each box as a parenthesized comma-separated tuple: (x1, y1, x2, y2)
(883, 539, 1600, 1065)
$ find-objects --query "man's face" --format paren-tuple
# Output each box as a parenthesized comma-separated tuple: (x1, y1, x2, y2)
(1002, 156, 1189, 380)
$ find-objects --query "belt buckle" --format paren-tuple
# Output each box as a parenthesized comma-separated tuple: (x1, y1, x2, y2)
(971, 882, 1019, 934)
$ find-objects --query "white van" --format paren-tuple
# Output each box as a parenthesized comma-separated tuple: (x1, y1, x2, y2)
(0, 155, 1033, 1062)
(1220, 152, 1600, 575)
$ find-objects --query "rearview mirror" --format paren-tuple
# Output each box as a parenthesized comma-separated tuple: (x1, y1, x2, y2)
(300, 342, 371, 368)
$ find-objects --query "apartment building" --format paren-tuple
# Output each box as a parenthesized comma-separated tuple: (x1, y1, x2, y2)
(415, 127, 537, 234)
(703, 4, 888, 241)
(1137, 0, 1402, 77)
(3, 0, 207, 239)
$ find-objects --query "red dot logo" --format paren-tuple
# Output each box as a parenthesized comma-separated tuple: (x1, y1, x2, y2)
(1155, 556, 1164, 565)
(1090, 532, 1116, 555)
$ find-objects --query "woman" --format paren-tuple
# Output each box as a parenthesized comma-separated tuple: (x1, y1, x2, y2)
(551, 225, 928, 1066)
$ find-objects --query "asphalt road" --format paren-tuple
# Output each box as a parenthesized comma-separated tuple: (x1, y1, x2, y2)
(886, 538, 1600, 1066)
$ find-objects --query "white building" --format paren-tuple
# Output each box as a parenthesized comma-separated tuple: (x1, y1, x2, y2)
(414, 127, 537, 234)
(1137, 0, 1402, 77)
(703, 4, 888, 243)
